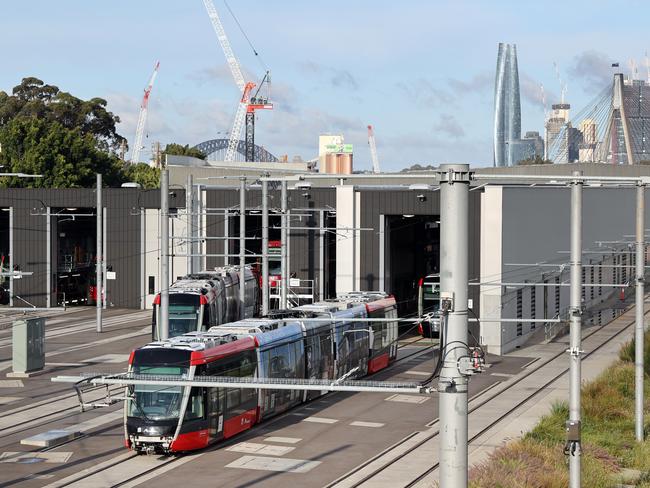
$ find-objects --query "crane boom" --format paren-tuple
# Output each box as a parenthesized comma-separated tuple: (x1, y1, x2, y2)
(202, 0, 245, 93)
(368, 125, 380, 174)
(131, 61, 160, 164)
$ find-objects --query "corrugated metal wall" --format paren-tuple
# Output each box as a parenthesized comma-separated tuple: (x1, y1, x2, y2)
(0, 188, 183, 309)
(359, 189, 482, 312)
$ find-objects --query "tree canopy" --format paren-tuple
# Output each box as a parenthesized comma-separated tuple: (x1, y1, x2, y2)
(517, 156, 553, 166)
(0, 77, 129, 187)
(163, 143, 206, 160)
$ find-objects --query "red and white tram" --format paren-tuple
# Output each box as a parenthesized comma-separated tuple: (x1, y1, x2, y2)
(125, 292, 398, 454)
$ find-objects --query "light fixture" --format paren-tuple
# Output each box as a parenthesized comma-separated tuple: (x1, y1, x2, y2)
(294, 181, 313, 190)
(409, 183, 433, 191)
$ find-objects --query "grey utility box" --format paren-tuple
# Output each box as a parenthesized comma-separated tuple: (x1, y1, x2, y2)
(12, 318, 45, 373)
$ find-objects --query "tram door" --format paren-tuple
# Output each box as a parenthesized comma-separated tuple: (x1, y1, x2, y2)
(207, 387, 225, 440)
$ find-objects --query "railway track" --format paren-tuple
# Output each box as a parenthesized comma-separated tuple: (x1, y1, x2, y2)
(327, 310, 637, 488)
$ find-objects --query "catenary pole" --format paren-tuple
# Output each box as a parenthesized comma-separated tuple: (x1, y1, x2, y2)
(262, 179, 269, 315)
(568, 171, 583, 488)
(437, 163, 470, 488)
(186, 174, 193, 275)
(96, 174, 103, 333)
(636, 182, 645, 442)
(281, 180, 288, 309)
(239, 177, 246, 319)
(160, 169, 170, 340)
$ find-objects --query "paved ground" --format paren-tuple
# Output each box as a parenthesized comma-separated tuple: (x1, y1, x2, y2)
(0, 304, 632, 488)
(0, 307, 534, 488)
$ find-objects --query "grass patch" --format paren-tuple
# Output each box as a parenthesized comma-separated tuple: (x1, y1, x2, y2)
(469, 333, 650, 486)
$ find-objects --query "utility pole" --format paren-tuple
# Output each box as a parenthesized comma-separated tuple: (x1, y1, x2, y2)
(437, 163, 471, 487)
(160, 169, 170, 340)
(281, 180, 288, 309)
(567, 171, 583, 488)
(262, 178, 269, 315)
(186, 174, 193, 275)
(96, 174, 103, 333)
(635, 182, 645, 442)
(239, 177, 246, 319)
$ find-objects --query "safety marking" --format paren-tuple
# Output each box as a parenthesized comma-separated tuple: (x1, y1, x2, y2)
(0, 380, 24, 388)
(25, 474, 54, 480)
(0, 451, 73, 463)
(403, 370, 432, 376)
(490, 372, 515, 378)
(46, 362, 84, 367)
(0, 396, 22, 405)
(385, 394, 429, 404)
(264, 437, 302, 444)
(350, 421, 385, 428)
(226, 455, 322, 473)
(302, 416, 338, 424)
(226, 442, 295, 456)
(83, 354, 130, 364)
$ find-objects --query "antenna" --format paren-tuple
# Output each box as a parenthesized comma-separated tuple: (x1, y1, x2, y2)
(540, 83, 547, 120)
(553, 61, 567, 104)
(645, 51, 650, 83)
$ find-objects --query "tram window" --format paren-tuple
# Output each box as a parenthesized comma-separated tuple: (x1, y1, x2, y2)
(226, 388, 240, 408)
(148, 276, 155, 295)
(184, 387, 205, 420)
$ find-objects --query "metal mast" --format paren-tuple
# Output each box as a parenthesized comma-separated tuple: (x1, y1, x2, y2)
(131, 61, 160, 164)
(368, 125, 380, 173)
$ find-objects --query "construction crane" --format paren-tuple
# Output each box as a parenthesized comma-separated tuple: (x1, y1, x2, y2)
(368, 125, 380, 174)
(202, 0, 272, 162)
(131, 61, 160, 164)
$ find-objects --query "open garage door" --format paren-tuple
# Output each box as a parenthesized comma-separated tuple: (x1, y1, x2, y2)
(385, 215, 439, 317)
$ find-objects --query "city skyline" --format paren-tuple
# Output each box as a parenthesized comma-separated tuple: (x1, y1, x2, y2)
(2, 1, 648, 170)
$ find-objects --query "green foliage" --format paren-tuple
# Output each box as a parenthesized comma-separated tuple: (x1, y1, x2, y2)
(0, 77, 129, 188)
(163, 143, 205, 160)
(473, 346, 650, 486)
(619, 332, 650, 375)
(123, 163, 160, 189)
(517, 156, 553, 165)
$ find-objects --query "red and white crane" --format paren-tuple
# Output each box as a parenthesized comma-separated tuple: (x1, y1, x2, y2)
(202, 0, 272, 162)
(368, 125, 380, 173)
(131, 61, 160, 164)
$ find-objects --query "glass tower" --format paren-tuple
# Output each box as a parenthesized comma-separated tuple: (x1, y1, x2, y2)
(493, 43, 522, 167)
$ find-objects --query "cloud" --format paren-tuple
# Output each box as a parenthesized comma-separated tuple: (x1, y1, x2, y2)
(568, 50, 613, 92)
(187, 64, 258, 87)
(395, 79, 455, 108)
(447, 73, 492, 94)
(432, 113, 465, 138)
(297, 61, 358, 90)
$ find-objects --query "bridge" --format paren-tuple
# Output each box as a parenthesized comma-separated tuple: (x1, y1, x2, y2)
(193, 138, 279, 163)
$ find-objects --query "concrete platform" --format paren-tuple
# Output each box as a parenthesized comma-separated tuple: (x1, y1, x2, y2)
(21, 429, 82, 447)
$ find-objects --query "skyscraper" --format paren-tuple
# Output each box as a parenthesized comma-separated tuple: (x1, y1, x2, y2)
(493, 43, 521, 167)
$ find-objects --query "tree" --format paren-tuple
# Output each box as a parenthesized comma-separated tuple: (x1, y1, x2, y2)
(123, 163, 160, 189)
(162, 143, 206, 160)
(517, 156, 553, 166)
(0, 77, 128, 187)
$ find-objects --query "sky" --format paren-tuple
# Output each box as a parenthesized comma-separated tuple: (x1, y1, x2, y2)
(2, 0, 649, 171)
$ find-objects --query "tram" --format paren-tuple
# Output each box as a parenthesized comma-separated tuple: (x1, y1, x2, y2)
(125, 292, 398, 454)
(151, 265, 260, 340)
